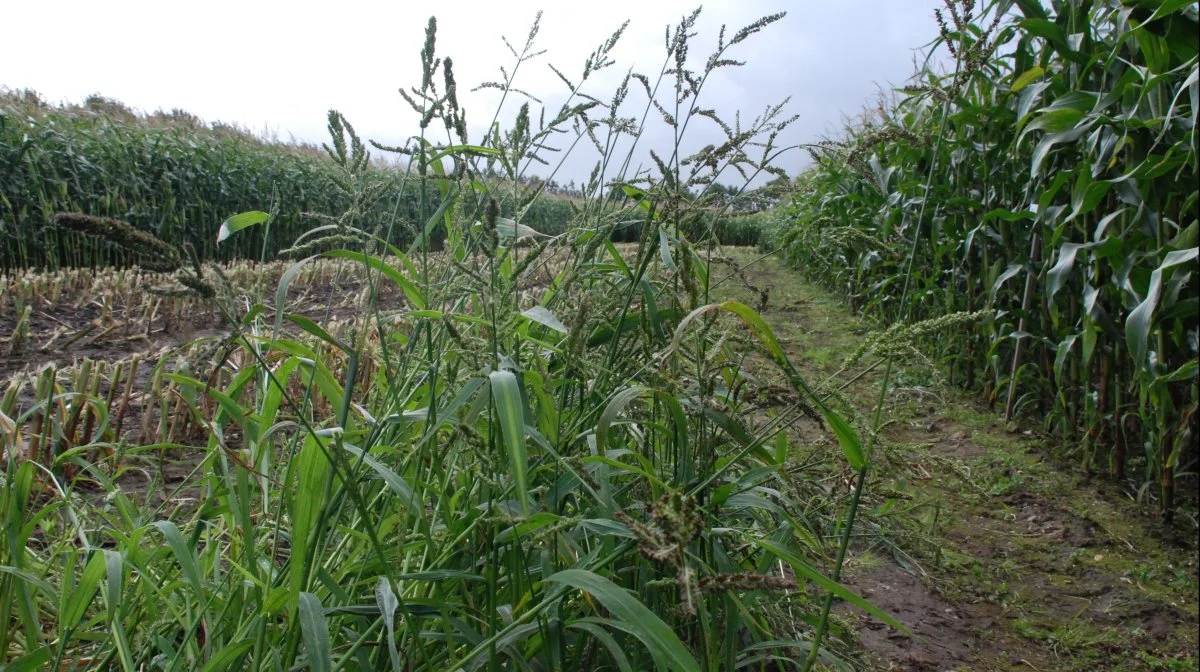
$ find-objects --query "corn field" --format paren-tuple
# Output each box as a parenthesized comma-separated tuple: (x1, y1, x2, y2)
(0, 91, 586, 270)
(779, 0, 1198, 516)
(0, 90, 770, 269)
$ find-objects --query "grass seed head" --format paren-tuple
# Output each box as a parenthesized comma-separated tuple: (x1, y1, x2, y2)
(52, 212, 181, 272)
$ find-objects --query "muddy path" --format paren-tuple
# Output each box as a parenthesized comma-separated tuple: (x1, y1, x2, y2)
(720, 248, 1198, 671)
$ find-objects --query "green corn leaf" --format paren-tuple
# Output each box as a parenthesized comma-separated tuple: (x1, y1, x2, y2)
(1030, 126, 1092, 177)
(992, 263, 1025, 297)
(1047, 243, 1083, 302)
(1134, 28, 1171, 74)
(1069, 170, 1112, 220)
(1011, 66, 1045, 92)
(547, 569, 699, 672)
(1126, 248, 1199, 368)
(1170, 220, 1198, 249)
(1016, 80, 1052, 124)
(216, 210, 270, 244)
(1025, 108, 1086, 135)
(1019, 18, 1081, 62)
(1054, 334, 1080, 382)
(1144, 0, 1197, 21)
(1157, 358, 1198, 385)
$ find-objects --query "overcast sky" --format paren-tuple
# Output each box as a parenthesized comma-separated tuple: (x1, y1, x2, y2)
(2, 0, 947, 187)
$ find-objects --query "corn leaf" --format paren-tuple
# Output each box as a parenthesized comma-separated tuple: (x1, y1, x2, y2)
(216, 210, 270, 245)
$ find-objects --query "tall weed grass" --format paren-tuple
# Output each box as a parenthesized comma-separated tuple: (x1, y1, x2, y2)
(1, 9, 893, 671)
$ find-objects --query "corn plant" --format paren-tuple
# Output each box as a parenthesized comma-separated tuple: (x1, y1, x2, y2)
(778, 0, 1198, 516)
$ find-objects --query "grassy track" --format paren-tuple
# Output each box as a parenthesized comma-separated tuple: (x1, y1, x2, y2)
(720, 248, 1199, 671)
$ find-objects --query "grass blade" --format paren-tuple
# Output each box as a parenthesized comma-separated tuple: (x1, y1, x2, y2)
(489, 369, 530, 515)
(298, 592, 334, 672)
(547, 569, 699, 672)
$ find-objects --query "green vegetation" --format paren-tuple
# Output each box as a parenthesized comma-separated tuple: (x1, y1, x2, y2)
(1, 2, 1196, 670)
(0, 91, 584, 269)
(0, 10, 888, 671)
(0, 89, 773, 269)
(722, 249, 1198, 672)
(777, 0, 1198, 515)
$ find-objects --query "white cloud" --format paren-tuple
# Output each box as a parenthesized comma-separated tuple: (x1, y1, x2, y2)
(2, 0, 947, 185)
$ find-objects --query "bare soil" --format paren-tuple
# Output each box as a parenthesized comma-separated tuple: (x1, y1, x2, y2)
(1, 263, 409, 509)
